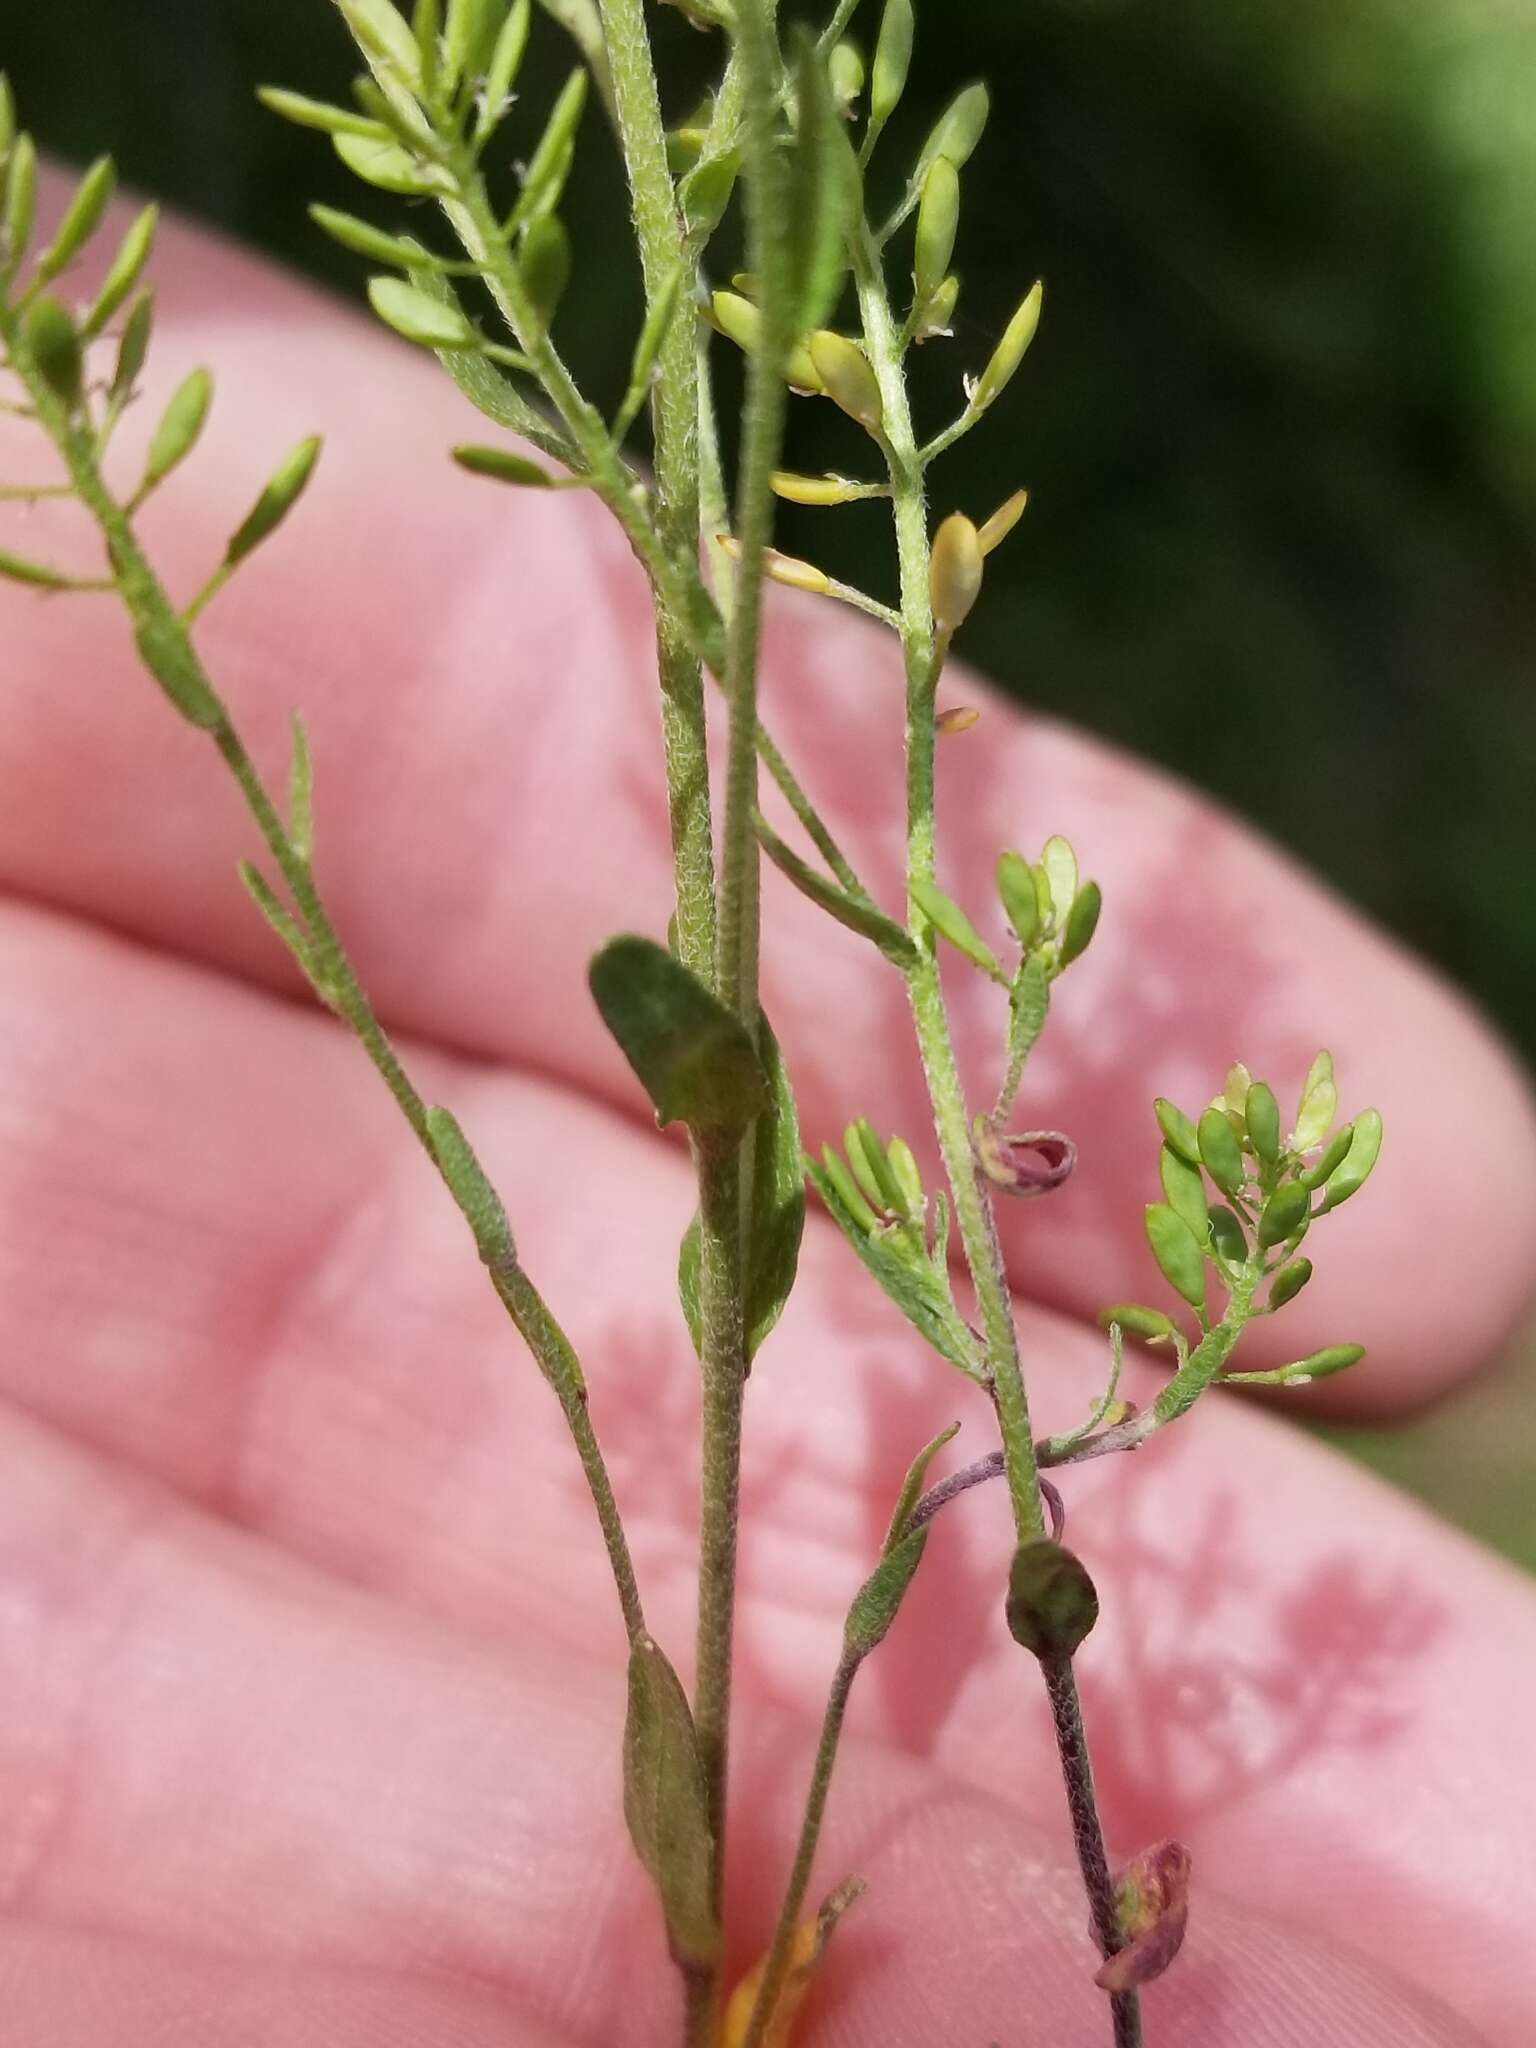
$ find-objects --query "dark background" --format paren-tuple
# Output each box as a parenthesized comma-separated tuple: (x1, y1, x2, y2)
(6, 0, 1536, 1558)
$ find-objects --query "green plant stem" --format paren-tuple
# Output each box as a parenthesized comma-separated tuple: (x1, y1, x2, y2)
(852, 231, 1141, 2043)
(6, 341, 647, 1652)
(738, 1647, 860, 2048)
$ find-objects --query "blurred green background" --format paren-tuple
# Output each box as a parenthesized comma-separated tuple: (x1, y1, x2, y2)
(5, 0, 1534, 1561)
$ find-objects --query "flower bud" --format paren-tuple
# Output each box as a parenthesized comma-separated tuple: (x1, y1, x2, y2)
(973, 280, 1042, 410)
(1006, 1538, 1098, 1659)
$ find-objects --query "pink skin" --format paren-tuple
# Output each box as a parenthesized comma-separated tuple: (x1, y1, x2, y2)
(1, 180, 1535, 2045)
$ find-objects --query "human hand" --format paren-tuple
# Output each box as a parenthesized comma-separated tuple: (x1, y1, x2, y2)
(2, 191, 1534, 2046)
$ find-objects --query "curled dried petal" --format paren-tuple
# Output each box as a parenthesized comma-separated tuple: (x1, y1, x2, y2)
(975, 1125, 1076, 1196)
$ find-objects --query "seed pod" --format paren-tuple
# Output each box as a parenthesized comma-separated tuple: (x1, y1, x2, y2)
(808, 330, 883, 431)
(476, 0, 533, 142)
(917, 81, 990, 180)
(83, 204, 158, 334)
(333, 132, 449, 197)
(622, 1636, 721, 1970)
(680, 149, 739, 237)
(996, 849, 1039, 948)
(715, 535, 831, 594)
(3, 131, 37, 277)
(36, 154, 115, 282)
(710, 288, 760, 352)
(1159, 1145, 1209, 1242)
(914, 156, 959, 308)
(819, 1142, 878, 1233)
(1145, 1202, 1206, 1309)
(1245, 1081, 1281, 1167)
(1006, 1538, 1098, 1660)
(1207, 1203, 1248, 1265)
(1040, 835, 1078, 928)
(1318, 1108, 1382, 1212)
(909, 876, 1002, 978)
(1292, 1048, 1337, 1152)
(22, 294, 83, 406)
(425, 1106, 513, 1263)
(109, 291, 153, 408)
(1154, 1098, 1201, 1166)
(1299, 1121, 1354, 1191)
(1221, 1061, 1254, 1116)
(131, 610, 223, 728)
(869, 0, 914, 126)
(453, 444, 555, 486)
(846, 1526, 928, 1654)
(519, 214, 571, 327)
(622, 265, 684, 415)
(978, 488, 1027, 555)
(223, 435, 322, 567)
(1197, 1104, 1246, 1198)
(935, 704, 979, 735)
(884, 1136, 925, 1219)
(309, 204, 426, 268)
(973, 280, 1043, 411)
(1097, 1302, 1176, 1343)
(770, 470, 875, 506)
(913, 272, 959, 342)
(257, 86, 394, 138)
(928, 512, 983, 634)
(828, 39, 865, 113)
(1266, 1258, 1313, 1312)
(1258, 1179, 1309, 1248)
(518, 69, 587, 221)
(1279, 1343, 1365, 1382)
(0, 545, 91, 590)
(368, 274, 475, 347)
(1059, 880, 1102, 967)
(444, 0, 502, 82)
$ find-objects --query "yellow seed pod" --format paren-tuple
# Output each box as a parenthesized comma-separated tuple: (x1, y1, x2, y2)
(978, 488, 1028, 555)
(720, 1878, 865, 2048)
(928, 512, 984, 635)
(973, 279, 1043, 410)
(936, 704, 980, 735)
(715, 536, 831, 595)
(710, 288, 761, 353)
(808, 331, 883, 431)
(771, 470, 872, 506)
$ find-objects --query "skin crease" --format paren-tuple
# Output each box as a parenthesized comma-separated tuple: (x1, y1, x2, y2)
(1, 180, 1535, 2046)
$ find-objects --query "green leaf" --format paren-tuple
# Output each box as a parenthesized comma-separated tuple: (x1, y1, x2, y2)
(406, 260, 570, 459)
(1265, 1258, 1313, 1312)
(1154, 1097, 1201, 1166)
(869, 0, 914, 127)
(1145, 1201, 1206, 1310)
(83, 204, 157, 335)
(786, 31, 854, 338)
(807, 1158, 983, 1380)
(622, 1636, 721, 1969)
(884, 1135, 924, 1220)
(425, 1105, 514, 1262)
(1097, 1301, 1176, 1343)
(238, 860, 312, 976)
(1006, 1538, 1098, 1660)
(1257, 1179, 1309, 1248)
(910, 876, 1001, 979)
(333, 131, 450, 195)
(287, 712, 314, 864)
(815, 1142, 878, 1232)
(679, 148, 740, 241)
(590, 936, 767, 1138)
(226, 436, 322, 567)
(142, 367, 213, 489)
(996, 849, 1039, 948)
(843, 1118, 902, 1216)
(1318, 1108, 1382, 1213)
(845, 1525, 929, 1655)
(130, 610, 222, 729)
(1245, 1081, 1281, 1167)
(35, 154, 114, 282)
(1197, 1104, 1246, 1198)
(758, 821, 916, 965)
(880, 1420, 958, 1553)
(1158, 1144, 1209, 1242)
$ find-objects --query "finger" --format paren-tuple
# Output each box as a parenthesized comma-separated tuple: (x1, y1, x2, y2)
(1, 181, 1533, 1406)
(0, 1926, 577, 2048)
(0, 1410, 1493, 2048)
(2, 894, 1533, 2041)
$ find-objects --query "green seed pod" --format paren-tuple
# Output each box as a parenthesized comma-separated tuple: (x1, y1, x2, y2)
(828, 39, 865, 113)
(910, 876, 1001, 978)
(913, 272, 959, 342)
(452, 444, 554, 486)
(1266, 1257, 1313, 1312)
(1197, 1105, 1246, 1198)
(476, 0, 533, 143)
(84, 204, 158, 335)
(1280, 1343, 1366, 1383)
(1221, 1061, 1254, 1117)
(819, 1142, 878, 1233)
(426, 1105, 513, 1263)
(622, 1636, 721, 1971)
(808, 330, 883, 431)
(1006, 1538, 1098, 1660)
(22, 294, 83, 406)
(143, 368, 213, 487)
(1245, 1081, 1281, 1168)
(0, 545, 90, 590)
(519, 68, 587, 219)
(927, 512, 984, 634)
(368, 274, 475, 348)
(1292, 1048, 1337, 1152)
(308, 204, 425, 268)
(225, 435, 323, 566)
(1040, 834, 1078, 928)
(623, 265, 683, 409)
(884, 1135, 925, 1220)
(336, 0, 425, 87)
(1159, 1145, 1209, 1243)
(256, 87, 393, 139)
(36, 154, 115, 282)
(1154, 1098, 1201, 1166)
(973, 280, 1043, 411)
(1299, 1121, 1354, 1191)
(519, 214, 571, 328)
(1059, 880, 1102, 967)
(1318, 1108, 1383, 1212)
(109, 291, 153, 408)
(846, 1526, 928, 1655)
(413, 0, 442, 91)
(1258, 1179, 1309, 1248)
(3, 130, 37, 278)
(333, 133, 450, 197)
(1145, 1202, 1207, 1309)
(1207, 1203, 1248, 1265)
(917, 81, 990, 180)
(131, 610, 223, 728)
(977, 488, 1027, 556)
(869, 0, 914, 126)
(445, 0, 502, 83)
(914, 155, 959, 309)
(1097, 1302, 1176, 1343)
(996, 849, 1039, 948)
